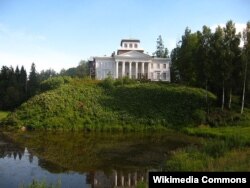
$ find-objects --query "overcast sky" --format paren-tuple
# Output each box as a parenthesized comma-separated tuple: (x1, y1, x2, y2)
(0, 0, 249, 72)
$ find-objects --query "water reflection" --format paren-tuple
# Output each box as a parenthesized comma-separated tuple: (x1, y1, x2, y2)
(0, 131, 200, 187)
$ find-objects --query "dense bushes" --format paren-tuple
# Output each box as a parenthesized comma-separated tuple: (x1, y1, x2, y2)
(4, 79, 217, 130)
(40, 76, 72, 92)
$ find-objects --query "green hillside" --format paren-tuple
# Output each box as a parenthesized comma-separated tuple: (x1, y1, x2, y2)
(5, 79, 216, 130)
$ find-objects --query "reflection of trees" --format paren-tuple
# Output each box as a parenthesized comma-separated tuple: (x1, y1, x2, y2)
(3, 131, 201, 187)
(86, 169, 148, 188)
(0, 134, 25, 160)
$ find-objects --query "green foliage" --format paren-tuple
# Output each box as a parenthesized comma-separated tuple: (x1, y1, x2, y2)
(154, 35, 169, 58)
(0, 65, 27, 110)
(136, 181, 147, 188)
(0, 111, 9, 121)
(165, 125, 250, 171)
(40, 76, 72, 92)
(171, 20, 247, 110)
(28, 63, 40, 97)
(100, 76, 115, 89)
(59, 60, 89, 78)
(5, 80, 217, 130)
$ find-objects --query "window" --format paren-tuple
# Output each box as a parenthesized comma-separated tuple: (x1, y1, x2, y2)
(134, 43, 138, 48)
(163, 72, 167, 80)
(157, 72, 160, 80)
(129, 43, 133, 48)
(151, 63, 154, 69)
(151, 72, 154, 79)
(157, 64, 160, 69)
(163, 64, 166, 69)
(124, 43, 127, 48)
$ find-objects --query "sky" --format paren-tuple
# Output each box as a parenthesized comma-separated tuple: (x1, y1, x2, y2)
(0, 0, 249, 72)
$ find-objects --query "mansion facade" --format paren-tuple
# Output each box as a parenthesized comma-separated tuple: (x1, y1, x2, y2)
(89, 39, 170, 81)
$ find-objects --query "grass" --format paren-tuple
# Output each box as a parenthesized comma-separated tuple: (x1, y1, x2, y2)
(183, 125, 250, 145)
(165, 146, 250, 171)
(164, 124, 250, 171)
(3, 78, 216, 130)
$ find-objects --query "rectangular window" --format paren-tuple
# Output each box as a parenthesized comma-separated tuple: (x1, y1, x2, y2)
(151, 63, 154, 69)
(157, 64, 160, 69)
(151, 72, 154, 79)
(163, 72, 167, 80)
(163, 64, 166, 69)
(157, 72, 160, 80)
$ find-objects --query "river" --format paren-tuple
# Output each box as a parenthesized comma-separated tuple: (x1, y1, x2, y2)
(0, 130, 200, 188)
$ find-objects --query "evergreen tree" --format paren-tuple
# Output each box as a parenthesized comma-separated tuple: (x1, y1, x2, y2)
(28, 63, 39, 97)
(155, 35, 166, 58)
(20, 66, 27, 101)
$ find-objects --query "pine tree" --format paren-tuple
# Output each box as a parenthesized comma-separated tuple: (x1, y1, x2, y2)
(28, 63, 39, 97)
(155, 35, 165, 58)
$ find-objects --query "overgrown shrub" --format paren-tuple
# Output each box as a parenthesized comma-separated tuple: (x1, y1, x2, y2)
(40, 76, 72, 92)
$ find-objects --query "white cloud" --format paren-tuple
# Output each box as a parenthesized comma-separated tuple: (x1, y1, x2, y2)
(211, 23, 246, 47)
(0, 23, 81, 72)
(211, 23, 246, 34)
(0, 51, 81, 73)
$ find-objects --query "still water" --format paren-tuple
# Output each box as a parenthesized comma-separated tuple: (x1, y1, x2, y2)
(0, 130, 199, 188)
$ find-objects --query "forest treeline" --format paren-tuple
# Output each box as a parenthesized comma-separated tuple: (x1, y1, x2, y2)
(171, 20, 250, 112)
(1, 20, 250, 113)
(0, 61, 89, 110)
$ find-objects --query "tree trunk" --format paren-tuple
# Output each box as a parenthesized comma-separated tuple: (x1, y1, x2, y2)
(222, 80, 225, 111)
(241, 57, 248, 114)
(228, 88, 232, 109)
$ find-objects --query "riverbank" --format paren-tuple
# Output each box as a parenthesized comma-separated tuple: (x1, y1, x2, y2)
(164, 125, 250, 171)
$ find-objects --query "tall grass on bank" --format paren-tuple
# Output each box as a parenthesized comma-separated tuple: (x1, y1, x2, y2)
(165, 125, 250, 171)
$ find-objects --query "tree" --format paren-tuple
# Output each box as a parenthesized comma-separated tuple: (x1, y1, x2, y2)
(241, 22, 250, 114)
(39, 69, 57, 81)
(76, 60, 89, 78)
(210, 26, 228, 110)
(170, 45, 181, 83)
(196, 26, 213, 108)
(154, 35, 166, 58)
(174, 27, 199, 85)
(223, 20, 241, 109)
(28, 63, 39, 97)
(0, 65, 27, 110)
(19, 66, 27, 100)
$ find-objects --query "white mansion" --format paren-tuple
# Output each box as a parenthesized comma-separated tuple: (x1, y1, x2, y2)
(89, 39, 170, 81)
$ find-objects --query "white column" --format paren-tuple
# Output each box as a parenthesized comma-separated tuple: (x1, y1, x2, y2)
(116, 61, 119, 78)
(141, 62, 144, 78)
(135, 62, 138, 79)
(122, 61, 125, 77)
(114, 170, 117, 186)
(129, 62, 132, 79)
(148, 62, 151, 79)
(128, 173, 131, 186)
(121, 175, 124, 186)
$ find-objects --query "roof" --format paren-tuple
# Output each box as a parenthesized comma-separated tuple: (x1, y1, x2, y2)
(115, 50, 152, 60)
(120, 39, 140, 46)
